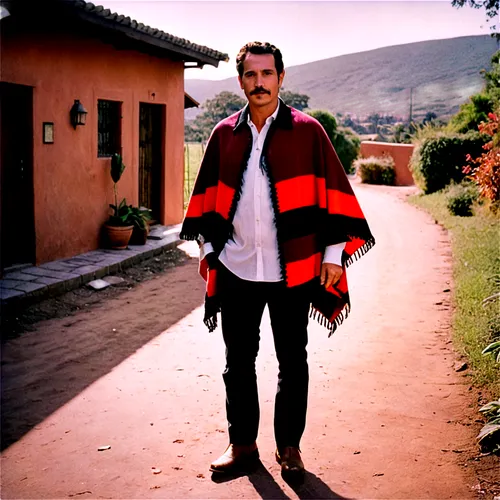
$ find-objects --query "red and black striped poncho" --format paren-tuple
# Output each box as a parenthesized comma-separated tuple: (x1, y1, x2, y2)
(180, 100, 375, 335)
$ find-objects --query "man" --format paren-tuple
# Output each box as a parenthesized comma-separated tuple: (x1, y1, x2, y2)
(180, 41, 374, 479)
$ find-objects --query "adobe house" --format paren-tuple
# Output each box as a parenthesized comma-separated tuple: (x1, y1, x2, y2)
(0, 0, 227, 271)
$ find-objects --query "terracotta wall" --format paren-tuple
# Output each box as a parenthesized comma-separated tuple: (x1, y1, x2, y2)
(359, 142, 415, 186)
(1, 28, 185, 264)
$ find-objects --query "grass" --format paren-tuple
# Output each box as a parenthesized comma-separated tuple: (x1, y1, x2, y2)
(409, 190, 500, 395)
(184, 142, 204, 208)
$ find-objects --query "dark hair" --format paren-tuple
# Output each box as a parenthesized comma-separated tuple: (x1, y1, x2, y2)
(236, 41, 284, 78)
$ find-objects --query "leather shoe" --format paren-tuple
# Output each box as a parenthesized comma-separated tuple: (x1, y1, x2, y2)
(276, 447, 305, 479)
(210, 443, 259, 474)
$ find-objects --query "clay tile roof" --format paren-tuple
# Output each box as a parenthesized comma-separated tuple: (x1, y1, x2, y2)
(71, 0, 229, 67)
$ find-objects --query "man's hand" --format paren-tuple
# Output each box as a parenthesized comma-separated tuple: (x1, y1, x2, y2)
(320, 263, 343, 289)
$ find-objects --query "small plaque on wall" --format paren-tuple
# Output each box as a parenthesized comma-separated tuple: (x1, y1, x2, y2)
(43, 122, 54, 144)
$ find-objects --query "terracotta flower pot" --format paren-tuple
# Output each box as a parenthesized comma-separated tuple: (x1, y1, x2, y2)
(104, 224, 133, 250)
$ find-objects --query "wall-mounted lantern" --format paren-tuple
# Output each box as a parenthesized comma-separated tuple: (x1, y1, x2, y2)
(70, 99, 88, 129)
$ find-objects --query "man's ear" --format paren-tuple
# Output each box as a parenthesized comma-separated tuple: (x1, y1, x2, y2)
(238, 75, 243, 89)
(278, 70, 286, 89)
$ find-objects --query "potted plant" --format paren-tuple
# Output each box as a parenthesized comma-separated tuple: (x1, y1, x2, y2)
(129, 206, 152, 245)
(103, 153, 134, 249)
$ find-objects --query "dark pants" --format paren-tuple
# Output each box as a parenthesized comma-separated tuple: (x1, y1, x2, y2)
(218, 264, 311, 450)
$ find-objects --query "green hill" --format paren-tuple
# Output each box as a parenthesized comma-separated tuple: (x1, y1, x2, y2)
(185, 35, 498, 120)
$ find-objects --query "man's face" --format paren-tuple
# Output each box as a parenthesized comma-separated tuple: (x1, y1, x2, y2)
(238, 53, 284, 108)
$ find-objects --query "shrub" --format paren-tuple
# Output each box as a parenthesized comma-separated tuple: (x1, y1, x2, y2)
(478, 399, 500, 453)
(412, 122, 447, 142)
(463, 112, 500, 204)
(410, 132, 486, 194)
(334, 127, 360, 175)
(448, 93, 494, 134)
(307, 110, 360, 174)
(445, 183, 479, 217)
(308, 109, 337, 138)
(355, 156, 395, 185)
(447, 51, 500, 135)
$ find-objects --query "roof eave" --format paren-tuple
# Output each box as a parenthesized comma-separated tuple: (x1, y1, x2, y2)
(184, 91, 200, 109)
(73, 7, 228, 68)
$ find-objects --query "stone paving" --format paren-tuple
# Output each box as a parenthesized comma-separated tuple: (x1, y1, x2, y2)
(0, 224, 181, 306)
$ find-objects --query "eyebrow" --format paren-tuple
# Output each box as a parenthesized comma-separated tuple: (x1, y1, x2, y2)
(244, 68, 276, 75)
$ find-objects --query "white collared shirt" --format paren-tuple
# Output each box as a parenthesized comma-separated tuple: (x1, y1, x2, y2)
(203, 104, 346, 282)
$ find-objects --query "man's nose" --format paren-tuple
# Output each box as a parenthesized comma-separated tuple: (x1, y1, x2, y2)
(255, 73, 263, 86)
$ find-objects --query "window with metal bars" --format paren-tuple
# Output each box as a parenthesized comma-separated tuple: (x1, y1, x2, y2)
(98, 100, 121, 157)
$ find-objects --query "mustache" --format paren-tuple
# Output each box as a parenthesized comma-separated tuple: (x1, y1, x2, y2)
(250, 87, 271, 95)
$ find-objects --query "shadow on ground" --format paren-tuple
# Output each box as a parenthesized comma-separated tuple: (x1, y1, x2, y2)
(212, 462, 349, 499)
(1, 250, 204, 451)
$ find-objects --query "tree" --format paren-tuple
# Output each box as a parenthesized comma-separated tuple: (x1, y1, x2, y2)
(483, 50, 500, 107)
(307, 110, 360, 173)
(448, 51, 500, 133)
(451, 0, 499, 38)
(463, 112, 500, 203)
(279, 89, 310, 111)
(367, 113, 381, 134)
(381, 115, 397, 125)
(449, 93, 493, 133)
(185, 91, 245, 142)
(391, 123, 413, 144)
(341, 115, 355, 129)
(200, 91, 245, 125)
(334, 127, 361, 174)
(423, 112, 437, 124)
(307, 110, 337, 138)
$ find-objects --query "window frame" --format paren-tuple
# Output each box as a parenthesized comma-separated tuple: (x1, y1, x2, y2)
(97, 99, 122, 158)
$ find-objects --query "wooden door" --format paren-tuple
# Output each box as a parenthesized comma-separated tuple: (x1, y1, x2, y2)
(0, 82, 35, 271)
(139, 103, 163, 222)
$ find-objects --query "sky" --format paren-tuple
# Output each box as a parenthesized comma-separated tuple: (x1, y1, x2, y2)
(97, 0, 495, 80)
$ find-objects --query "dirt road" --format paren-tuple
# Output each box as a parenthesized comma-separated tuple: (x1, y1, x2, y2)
(1, 184, 482, 499)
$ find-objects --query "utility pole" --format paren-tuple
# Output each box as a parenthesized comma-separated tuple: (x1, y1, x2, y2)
(409, 87, 413, 125)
